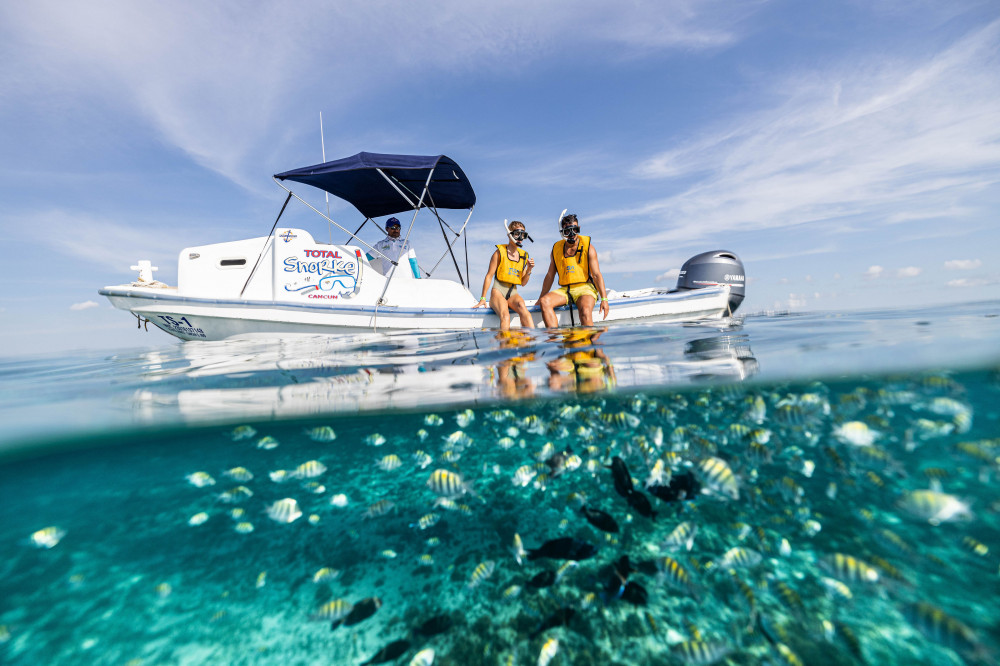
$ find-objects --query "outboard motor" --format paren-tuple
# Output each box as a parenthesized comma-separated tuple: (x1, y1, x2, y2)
(675, 250, 745, 314)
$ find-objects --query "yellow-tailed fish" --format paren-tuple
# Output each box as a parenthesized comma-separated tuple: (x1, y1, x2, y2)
(305, 426, 336, 442)
(266, 498, 302, 523)
(377, 454, 403, 472)
(217, 486, 253, 503)
(537, 637, 559, 666)
(312, 567, 340, 583)
(409, 648, 435, 666)
(293, 460, 327, 479)
(697, 457, 739, 500)
(832, 421, 877, 446)
(412, 513, 440, 530)
(671, 640, 731, 665)
(312, 598, 353, 622)
(897, 489, 972, 525)
(512, 534, 527, 565)
(426, 468, 469, 498)
(512, 465, 537, 487)
(365, 499, 395, 518)
(223, 466, 253, 482)
(364, 433, 387, 447)
(256, 435, 279, 449)
(231, 425, 256, 440)
(467, 560, 496, 589)
(662, 522, 697, 552)
(186, 471, 215, 487)
(30, 526, 66, 549)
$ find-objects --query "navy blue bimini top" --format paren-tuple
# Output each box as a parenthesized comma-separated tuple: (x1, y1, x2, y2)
(275, 152, 476, 219)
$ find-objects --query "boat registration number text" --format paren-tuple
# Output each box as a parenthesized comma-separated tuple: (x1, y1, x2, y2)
(156, 315, 207, 338)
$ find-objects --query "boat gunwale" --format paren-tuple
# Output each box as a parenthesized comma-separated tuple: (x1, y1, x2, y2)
(98, 284, 730, 317)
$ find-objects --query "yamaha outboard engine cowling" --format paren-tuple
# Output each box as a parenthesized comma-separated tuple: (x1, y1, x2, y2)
(675, 250, 745, 314)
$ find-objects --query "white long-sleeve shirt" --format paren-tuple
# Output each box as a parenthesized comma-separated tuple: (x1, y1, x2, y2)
(368, 236, 416, 277)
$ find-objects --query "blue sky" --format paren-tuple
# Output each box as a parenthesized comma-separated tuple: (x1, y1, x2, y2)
(2, 1, 998, 355)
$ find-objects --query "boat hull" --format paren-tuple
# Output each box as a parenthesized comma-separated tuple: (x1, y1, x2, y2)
(99, 285, 732, 341)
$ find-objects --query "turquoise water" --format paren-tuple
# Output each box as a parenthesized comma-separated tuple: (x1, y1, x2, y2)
(1, 303, 999, 665)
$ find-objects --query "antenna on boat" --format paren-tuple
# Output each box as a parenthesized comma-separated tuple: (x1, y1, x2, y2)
(320, 112, 331, 245)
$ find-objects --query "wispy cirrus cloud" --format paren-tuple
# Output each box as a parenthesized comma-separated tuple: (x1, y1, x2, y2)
(944, 259, 981, 270)
(15, 210, 185, 274)
(591, 19, 1000, 270)
(70, 300, 100, 311)
(0, 0, 757, 192)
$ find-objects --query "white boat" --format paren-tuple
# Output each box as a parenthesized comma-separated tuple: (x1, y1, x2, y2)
(100, 152, 745, 341)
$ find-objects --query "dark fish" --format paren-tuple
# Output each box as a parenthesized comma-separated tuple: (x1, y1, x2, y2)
(604, 556, 633, 599)
(620, 581, 648, 606)
(614, 555, 634, 578)
(531, 607, 576, 638)
(414, 614, 452, 637)
(635, 559, 660, 576)
(334, 596, 381, 629)
(580, 506, 619, 533)
(363, 639, 411, 664)
(648, 471, 701, 503)
(528, 570, 557, 588)
(610, 456, 634, 498)
(626, 490, 656, 519)
(545, 448, 573, 477)
(527, 537, 598, 561)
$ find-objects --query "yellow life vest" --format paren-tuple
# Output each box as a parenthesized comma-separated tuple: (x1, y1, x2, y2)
(495, 245, 528, 284)
(552, 236, 591, 286)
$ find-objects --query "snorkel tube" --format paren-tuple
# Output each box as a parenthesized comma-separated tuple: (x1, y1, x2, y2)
(504, 219, 533, 247)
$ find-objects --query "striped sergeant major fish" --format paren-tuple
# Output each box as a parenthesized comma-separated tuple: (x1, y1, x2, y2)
(902, 601, 989, 661)
(426, 468, 474, 499)
(696, 457, 739, 500)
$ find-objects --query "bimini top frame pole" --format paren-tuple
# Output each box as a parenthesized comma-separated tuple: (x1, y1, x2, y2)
(271, 177, 387, 263)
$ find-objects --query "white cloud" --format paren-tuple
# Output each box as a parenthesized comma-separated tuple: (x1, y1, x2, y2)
(70, 300, 99, 311)
(946, 277, 999, 287)
(897, 266, 922, 278)
(654, 267, 680, 283)
(944, 259, 981, 270)
(0, 1, 755, 190)
(864, 265, 884, 279)
(17, 209, 183, 272)
(595, 20, 1000, 255)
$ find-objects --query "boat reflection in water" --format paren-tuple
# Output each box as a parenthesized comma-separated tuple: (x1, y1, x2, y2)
(129, 323, 757, 425)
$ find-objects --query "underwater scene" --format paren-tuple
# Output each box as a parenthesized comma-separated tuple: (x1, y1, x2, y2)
(1, 305, 999, 665)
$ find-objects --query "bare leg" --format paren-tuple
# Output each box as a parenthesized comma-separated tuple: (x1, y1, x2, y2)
(489, 289, 511, 331)
(538, 291, 568, 328)
(575, 294, 597, 326)
(508, 294, 535, 329)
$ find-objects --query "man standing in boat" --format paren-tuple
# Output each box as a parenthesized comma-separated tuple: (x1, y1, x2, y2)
(367, 217, 419, 278)
(537, 213, 610, 327)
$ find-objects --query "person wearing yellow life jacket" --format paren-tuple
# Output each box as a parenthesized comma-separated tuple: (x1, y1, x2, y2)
(538, 213, 610, 327)
(473, 220, 536, 331)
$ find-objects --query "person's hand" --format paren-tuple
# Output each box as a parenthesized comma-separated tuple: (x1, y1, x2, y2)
(474, 299, 488, 308)
(526, 258, 535, 272)
(600, 298, 610, 320)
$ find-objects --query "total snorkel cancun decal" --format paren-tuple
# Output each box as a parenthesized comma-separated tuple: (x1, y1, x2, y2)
(283, 247, 362, 299)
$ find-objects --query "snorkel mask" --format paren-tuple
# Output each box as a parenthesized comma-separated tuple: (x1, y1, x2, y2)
(558, 210, 579, 242)
(504, 219, 533, 247)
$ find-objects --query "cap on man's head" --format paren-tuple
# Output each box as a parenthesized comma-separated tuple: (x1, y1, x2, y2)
(386, 217, 401, 228)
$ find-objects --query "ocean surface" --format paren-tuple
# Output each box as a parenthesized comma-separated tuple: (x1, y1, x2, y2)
(1, 301, 999, 665)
